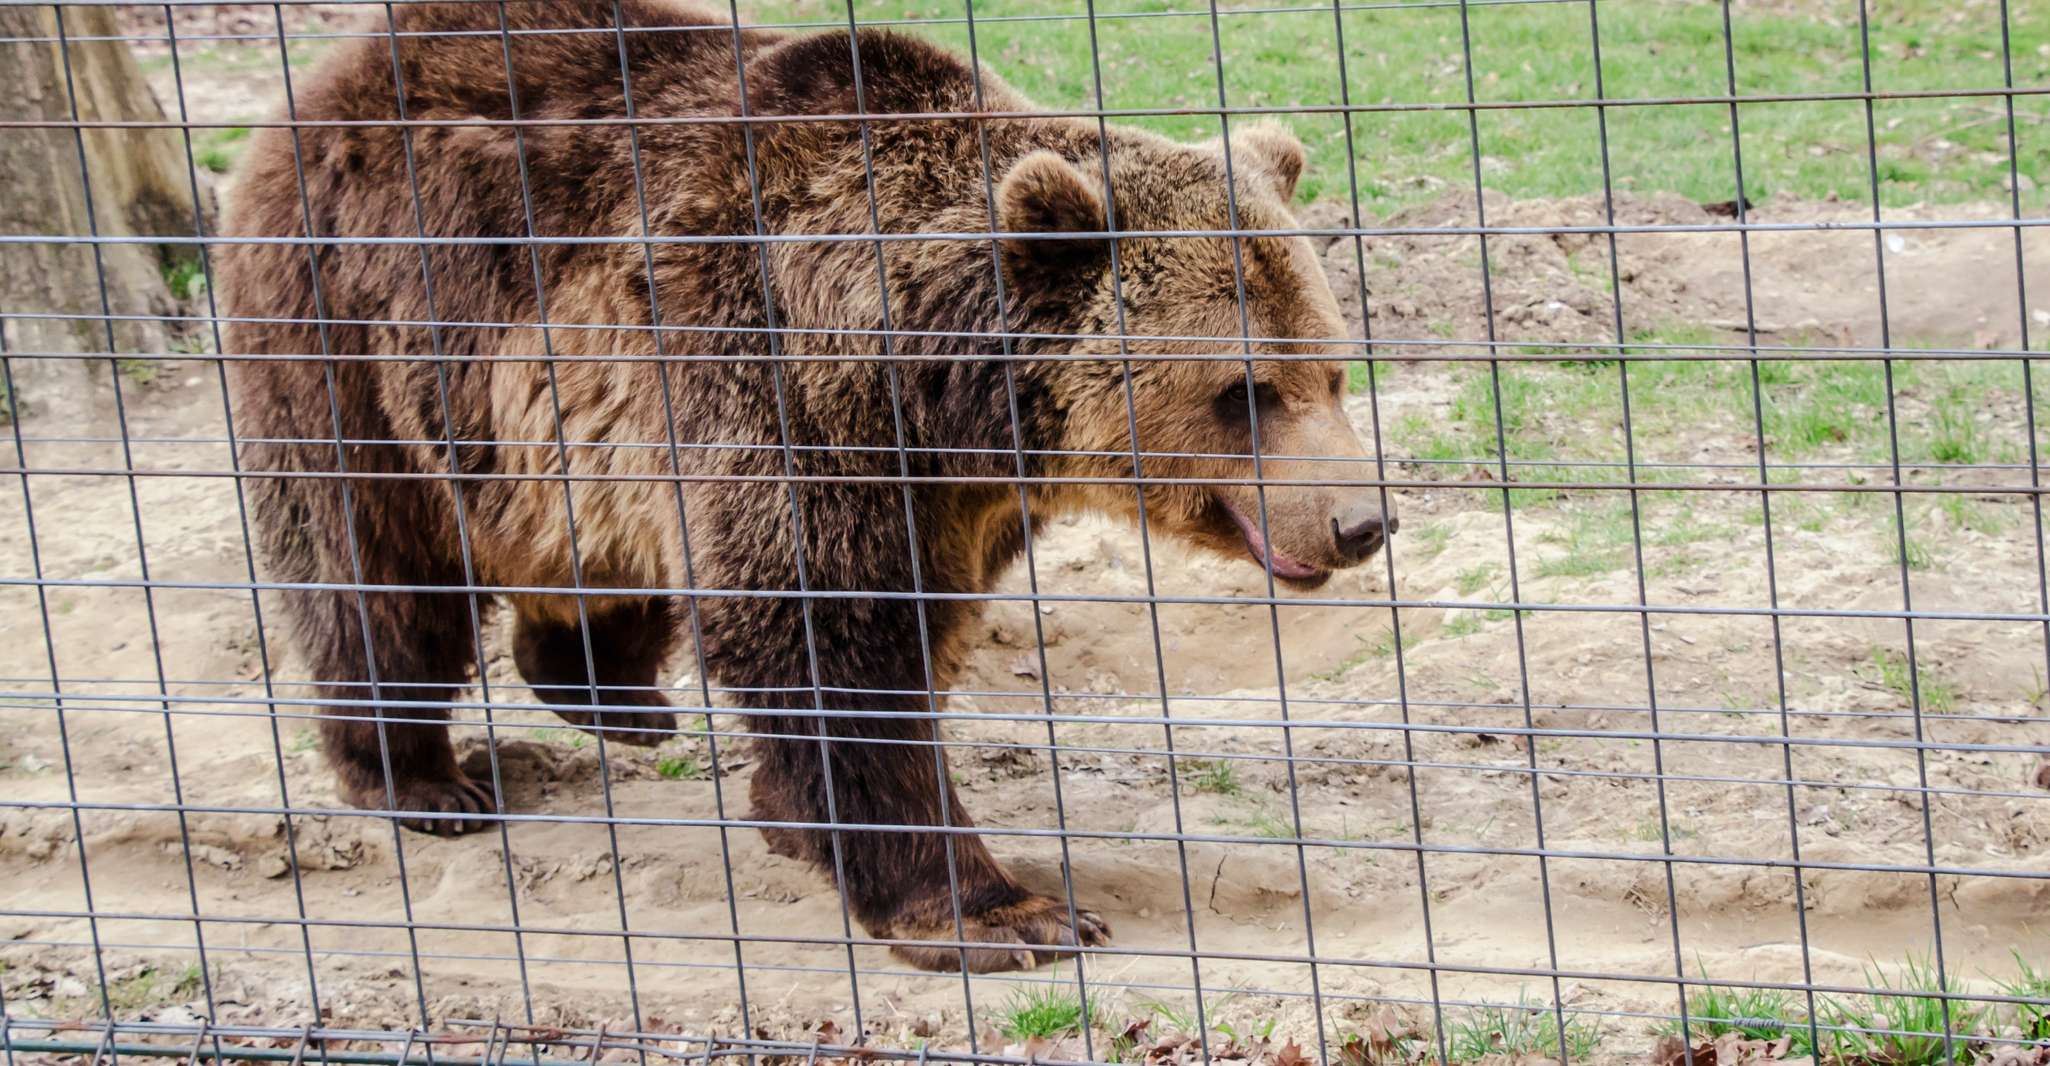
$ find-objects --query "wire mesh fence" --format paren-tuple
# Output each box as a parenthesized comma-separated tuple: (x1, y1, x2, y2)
(2, 1, 2049, 1064)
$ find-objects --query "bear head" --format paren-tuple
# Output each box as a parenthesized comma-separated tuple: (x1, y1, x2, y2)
(998, 123, 1395, 589)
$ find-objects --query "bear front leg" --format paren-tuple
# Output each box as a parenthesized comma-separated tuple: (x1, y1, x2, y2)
(744, 704, 1110, 973)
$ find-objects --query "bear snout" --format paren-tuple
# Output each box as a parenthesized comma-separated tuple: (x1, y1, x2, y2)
(1332, 502, 1398, 563)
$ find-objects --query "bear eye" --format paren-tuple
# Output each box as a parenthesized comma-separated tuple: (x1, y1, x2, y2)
(1214, 379, 1281, 424)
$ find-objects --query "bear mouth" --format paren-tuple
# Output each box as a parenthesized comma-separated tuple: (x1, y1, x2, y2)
(1221, 503, 1332, 589)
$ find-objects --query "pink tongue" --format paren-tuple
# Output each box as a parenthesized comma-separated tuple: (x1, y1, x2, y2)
(1228, 507, 1325, 580)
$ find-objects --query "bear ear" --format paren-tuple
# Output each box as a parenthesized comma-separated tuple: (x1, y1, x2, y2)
(996, 150, 1108, 286)
(1215, 121, 1305, 202)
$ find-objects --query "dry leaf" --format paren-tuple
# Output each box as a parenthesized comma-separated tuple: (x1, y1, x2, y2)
(1272, 1040, 1315, 1066)
(1981, 1043, 2050, 1066)
(1656, 1031, 1799, 1066)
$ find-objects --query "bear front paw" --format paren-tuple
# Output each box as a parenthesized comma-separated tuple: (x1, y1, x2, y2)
(340, 771, 500, 836)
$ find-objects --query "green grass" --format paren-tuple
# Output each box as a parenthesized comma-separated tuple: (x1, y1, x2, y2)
(1444, 613, 1487, 639)
(1442, 995, 1600, 1063)
(1137, 997, 1198, 1036)
(1312, 629, 1415, 680)
(1454, 563, 1498, 596)
(1347, 360, 1395, 396)
(117, 359, 160, 387)
(1662, 976, 1805, 1043)
(1231, 806, 1297, 840)
(1996, 951, 2050, 1042)
(1935, 494, 2007, 536)
(1924, 390, 1984, 465)
(191, 125, 252, 175)
(162, 257, 207, 302)
(1657, 957, 2049, 1066)
(996, 980, 1087, 1041)
(1182, 758, 1241, 796)
(1407, 521, 1452, 560)
(1867, 648, 1958, 713)
(1819, 957, 1984, 1066)
(1212, 1017, 1280, 1045)
(98, 964, 206, 1014)
(1531, 500, 1640, 579)
(1889, 533, 1937, 573)
(1382, 338, 2019, 503)
(656, 754, 706, 780)
(758, 0, 2050, 213)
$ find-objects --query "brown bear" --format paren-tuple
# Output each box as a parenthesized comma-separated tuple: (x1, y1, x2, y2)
(219, 0, 1394, 973)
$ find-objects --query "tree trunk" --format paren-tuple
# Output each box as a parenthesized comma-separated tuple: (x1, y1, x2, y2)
(0, 5, 211, 429)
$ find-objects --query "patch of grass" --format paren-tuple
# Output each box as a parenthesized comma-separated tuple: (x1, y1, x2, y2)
(1454, 563, 1498, 596)
(1392, 411, 1469, 467)
(1347, 360, 1397, 396)
(1867, 649, 1959, 714)
(656, 754, 706, 780)
(1442, 995, 1599, 1064)
(192, 124, 252, 174)
(1182, 759, 1241, 796)
(1820, 956, 1984, 1066)
(1934, 494, 2006, 535)
(1662, 975, 1805, 1043)
(162, 257, 207, 301)
(1449, 368, 1544, 455)
(1632, 818, 1700, 845)
(1233, 807, 1297, 840)
(1532, 501, 1636, 579)
(117, 359, 160, 387)
(1213, 1017, 1280, 1045)
(1995, 951, 2050, 1042)
(1531, 545, 1622, 579)
(1924, 391, 1984, 465)
(1315, 630, 1415, 680)
(1889, 534, 1936, 572)
(1407, 521, 1452, 560)
(286, 729, 318, 755)
(995, 980, 1086, 1041)
(103, 964, 205, 1013)
(762, 0, 2050, 212)
(1760, 360, 1891, 457)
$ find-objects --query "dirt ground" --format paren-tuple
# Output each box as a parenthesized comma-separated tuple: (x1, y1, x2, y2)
(4, 173, 2049, 1062)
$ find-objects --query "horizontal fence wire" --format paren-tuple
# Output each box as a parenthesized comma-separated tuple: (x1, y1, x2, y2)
(2, 1, 2049, 1066)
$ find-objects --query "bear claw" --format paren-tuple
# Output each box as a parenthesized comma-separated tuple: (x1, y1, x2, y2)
(344, 772, 500, 836)
(889, 893, 1111, 973)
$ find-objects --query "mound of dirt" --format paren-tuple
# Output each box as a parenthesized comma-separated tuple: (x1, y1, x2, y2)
(1299, 191, 2050, 352)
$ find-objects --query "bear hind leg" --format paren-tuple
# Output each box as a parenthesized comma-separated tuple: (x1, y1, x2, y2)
(293, 580, 498, 837)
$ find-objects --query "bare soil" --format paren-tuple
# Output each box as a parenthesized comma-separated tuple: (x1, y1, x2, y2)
(4, 190, 2049, 1059)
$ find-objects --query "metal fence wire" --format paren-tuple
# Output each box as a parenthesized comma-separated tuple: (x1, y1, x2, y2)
(2, 0, 2050, 1064)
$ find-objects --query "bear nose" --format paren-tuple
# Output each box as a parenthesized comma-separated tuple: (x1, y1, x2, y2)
(1332, 504, 1398, 562)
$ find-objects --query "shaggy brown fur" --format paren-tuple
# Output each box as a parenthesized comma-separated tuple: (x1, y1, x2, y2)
(220, 0, 1392, 974)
